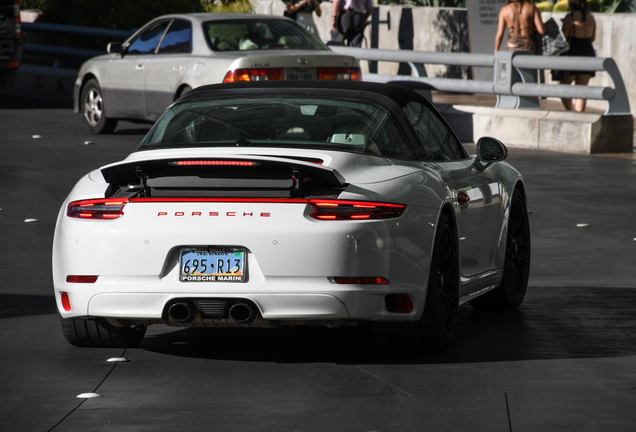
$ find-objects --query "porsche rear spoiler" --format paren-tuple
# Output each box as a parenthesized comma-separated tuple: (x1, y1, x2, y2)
(101, 155, 348, 199)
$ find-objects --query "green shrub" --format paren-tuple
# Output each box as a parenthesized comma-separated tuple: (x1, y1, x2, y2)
(553, 0, 570, 11)
(536, 1, 554, 11)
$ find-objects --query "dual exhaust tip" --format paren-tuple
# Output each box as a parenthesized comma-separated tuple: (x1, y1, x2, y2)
(168, 301, 256, 324)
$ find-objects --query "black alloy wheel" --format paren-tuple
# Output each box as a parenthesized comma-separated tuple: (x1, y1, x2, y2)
(81, 79, 118, 134)
(470, 190, 531, 310)
(374, 212, 460, 352)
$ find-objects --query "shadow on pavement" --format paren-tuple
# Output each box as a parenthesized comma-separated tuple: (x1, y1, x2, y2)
(139, 286, 636, 364)
(0, 92, 73, 109)
(0, 294, 58, 319)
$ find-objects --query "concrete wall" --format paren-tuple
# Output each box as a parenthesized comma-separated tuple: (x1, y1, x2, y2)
(257, 2, 635, 114)
(455, 105, 633, 153)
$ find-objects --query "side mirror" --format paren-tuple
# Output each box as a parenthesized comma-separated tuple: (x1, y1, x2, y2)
(107, 42, 123, 54)
(476, 137, 508, 162)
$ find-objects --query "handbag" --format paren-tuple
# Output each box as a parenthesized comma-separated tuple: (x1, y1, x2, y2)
(550, 69, 570, 81)
(541, 18, 570, 56)
(547, 16, 572, 80)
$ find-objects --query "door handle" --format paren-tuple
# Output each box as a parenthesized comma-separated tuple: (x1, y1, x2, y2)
(136, 64, 144, 71)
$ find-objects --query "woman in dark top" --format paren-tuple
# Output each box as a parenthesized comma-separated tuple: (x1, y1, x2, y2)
(558, 0, 596, 112)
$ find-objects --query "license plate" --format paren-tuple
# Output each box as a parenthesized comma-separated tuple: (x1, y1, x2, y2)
(180, 247, 246, 282)
(288, 68, 314, 80)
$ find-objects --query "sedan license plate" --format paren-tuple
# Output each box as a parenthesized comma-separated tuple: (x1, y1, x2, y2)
(180, 248, 246, 282)
(287, 68, 314, 80)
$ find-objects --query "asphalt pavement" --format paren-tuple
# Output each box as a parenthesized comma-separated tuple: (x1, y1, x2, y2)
(1, 103, 636, 431)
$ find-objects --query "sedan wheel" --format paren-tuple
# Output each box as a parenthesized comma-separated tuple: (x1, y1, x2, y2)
(59, 313, 146, 348)
(374, 212, 459, 352)
(470, 190, 531, 310)
(81, 79, 118, 134)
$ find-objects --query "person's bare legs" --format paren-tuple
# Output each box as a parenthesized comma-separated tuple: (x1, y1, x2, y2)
(559, 75, 576, 110)
(574, 74, 593, 112)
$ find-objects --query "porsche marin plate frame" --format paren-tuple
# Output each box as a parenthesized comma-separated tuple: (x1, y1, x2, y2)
(179, 247, 247, 283)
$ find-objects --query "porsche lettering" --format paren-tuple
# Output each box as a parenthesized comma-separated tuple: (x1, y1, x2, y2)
(157, 211, 271, 217)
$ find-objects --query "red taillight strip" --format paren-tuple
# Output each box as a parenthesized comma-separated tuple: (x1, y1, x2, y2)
(309, 199, 405, 220)
(130, 198, 309, 203)
(67, 197, 405, 220)
(172, 160, 257, 166)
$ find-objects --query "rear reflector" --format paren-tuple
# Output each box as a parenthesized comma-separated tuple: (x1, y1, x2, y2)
(309, 200, 405, 220)
(67, 198, 129, 219)
(334, 277, 389, 285)
(61, 292, 71, 311)
(318, 67, 362, 81)
(66, 275, 99, 283)
(223, 68, 284, 82)
(385, 294, 413, 313)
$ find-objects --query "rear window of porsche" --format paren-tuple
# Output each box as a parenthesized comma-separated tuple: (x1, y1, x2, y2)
(138, 97, 417, 160)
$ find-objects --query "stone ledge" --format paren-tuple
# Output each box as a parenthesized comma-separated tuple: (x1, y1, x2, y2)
(454, 105, 633, 154)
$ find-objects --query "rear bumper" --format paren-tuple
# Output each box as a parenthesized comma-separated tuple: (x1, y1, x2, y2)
(54, 274, 425, 324)
(53, 200, 439, 324)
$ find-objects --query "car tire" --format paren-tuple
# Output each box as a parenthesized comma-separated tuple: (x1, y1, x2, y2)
(176, 85, 192, 101)
(58, 313, 146, 348)
(470, 190, 531, 311)
(374, 212, 459, 352)
(81, 79, 118, 134)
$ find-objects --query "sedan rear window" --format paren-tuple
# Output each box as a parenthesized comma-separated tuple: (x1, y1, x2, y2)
(203, 19, 327, 51)
(139, 97, 416, 160)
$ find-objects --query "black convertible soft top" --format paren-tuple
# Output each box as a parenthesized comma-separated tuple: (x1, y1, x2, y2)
(180, 80, 433, 110)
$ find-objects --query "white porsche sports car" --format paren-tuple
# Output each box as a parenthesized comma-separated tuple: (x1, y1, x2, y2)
(73, 13, 361, 134)
(54, 81, 531, 352)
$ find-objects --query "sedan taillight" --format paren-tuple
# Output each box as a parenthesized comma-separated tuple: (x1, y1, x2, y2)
(308, 200, 405, 220)
(318, 67, 362, 81)
(223, 68, 284, 82)
(67, 198, 130, 219)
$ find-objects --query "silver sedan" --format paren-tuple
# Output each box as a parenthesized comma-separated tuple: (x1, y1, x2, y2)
(73, 13, 361, 133)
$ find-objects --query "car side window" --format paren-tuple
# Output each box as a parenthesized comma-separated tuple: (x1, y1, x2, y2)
(127, 22, 169, 55)
(158, 20, 192, 54)
(370, 116, 416, 160)
(403, 102, 466, 161)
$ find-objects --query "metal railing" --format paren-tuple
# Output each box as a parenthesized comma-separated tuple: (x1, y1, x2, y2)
(21, 22, 131, 67)
(330, 46, 631, 116)
(18, 22, 631, 116)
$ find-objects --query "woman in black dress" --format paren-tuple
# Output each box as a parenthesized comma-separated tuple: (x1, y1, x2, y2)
(558, 0, 596, 112)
